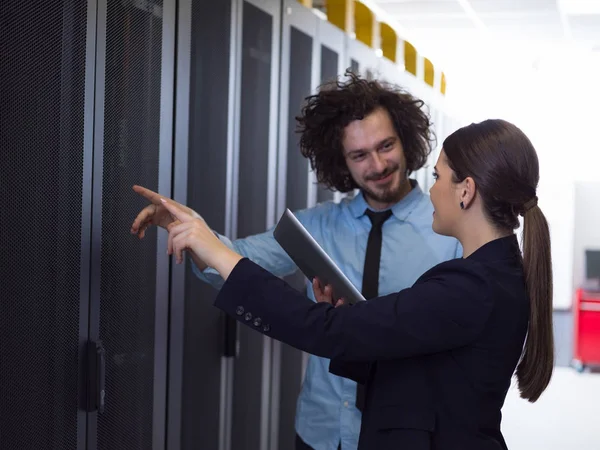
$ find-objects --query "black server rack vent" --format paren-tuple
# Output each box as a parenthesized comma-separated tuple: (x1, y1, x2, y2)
(0, 1, 88, 448)
(97, 1, 163, 448)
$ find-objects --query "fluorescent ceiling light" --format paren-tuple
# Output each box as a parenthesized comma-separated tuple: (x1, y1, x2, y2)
(456, 0, 488, 32)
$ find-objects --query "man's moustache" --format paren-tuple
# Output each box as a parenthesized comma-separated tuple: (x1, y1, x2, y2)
(366, 166, 399, 181)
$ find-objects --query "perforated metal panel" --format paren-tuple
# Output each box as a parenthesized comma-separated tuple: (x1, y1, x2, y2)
(237, 2, 273, 240)
(316, 45, 340, 203)
(96, 0, 163, 448)
(285, 27, 312, 212)
(0, 1, 87, 448)
(286, 27, 312, 210)
(233, 2, 274, 449)
(321, 45, 338, 83)
(278, 21, 315, 450)
(181, 0, 233, 448)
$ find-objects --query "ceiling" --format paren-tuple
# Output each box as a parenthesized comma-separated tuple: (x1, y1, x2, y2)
(364, 0, 600, 73)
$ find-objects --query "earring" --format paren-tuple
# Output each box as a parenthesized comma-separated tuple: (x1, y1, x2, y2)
(459, 201, 464, 210)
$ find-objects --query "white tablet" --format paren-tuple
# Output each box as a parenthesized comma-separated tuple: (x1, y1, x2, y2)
(273, 209, 365, 305)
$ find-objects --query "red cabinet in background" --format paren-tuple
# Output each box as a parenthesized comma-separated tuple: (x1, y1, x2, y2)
(573, 288, 600, 372)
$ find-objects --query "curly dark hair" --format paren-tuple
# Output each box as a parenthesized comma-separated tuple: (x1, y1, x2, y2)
(296, 70, 435, 193)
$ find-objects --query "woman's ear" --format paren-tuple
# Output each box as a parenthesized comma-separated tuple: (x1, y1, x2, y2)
(460, 177, 476, 209)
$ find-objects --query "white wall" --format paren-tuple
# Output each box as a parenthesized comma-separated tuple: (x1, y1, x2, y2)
(523, 114, 576, 310)
(573, 182, 600, 290)
(441, 49, 600, 309)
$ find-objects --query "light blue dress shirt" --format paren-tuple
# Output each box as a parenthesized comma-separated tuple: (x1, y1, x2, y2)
(192, 182, 462, 450)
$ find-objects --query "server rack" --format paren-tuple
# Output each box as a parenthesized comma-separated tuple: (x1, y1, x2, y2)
(88, 0, 175, 448)
(1, 0, 176, 449)
(231, 1, 281, 450)
(169, 0, 239, 449)
(0, 1, 92, 448)
(274, 2, 322, 448)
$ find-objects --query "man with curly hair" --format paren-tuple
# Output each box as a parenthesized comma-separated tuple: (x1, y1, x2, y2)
(131, 71, 461, 450)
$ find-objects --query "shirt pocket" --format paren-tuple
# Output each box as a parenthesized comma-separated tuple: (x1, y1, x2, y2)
(373, 405, 435, 450)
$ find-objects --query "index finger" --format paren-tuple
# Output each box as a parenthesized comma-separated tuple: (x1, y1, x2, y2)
(133, 185, 163, 205)
(160, 198, 194, 223)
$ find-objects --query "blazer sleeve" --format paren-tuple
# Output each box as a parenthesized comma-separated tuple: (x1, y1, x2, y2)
(214, 257, 494, 361)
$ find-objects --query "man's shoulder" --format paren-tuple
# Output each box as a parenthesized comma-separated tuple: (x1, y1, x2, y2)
(291, 199, 349, 228)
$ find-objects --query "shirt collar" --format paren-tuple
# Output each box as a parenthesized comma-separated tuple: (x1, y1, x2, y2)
(349, 179, 424, 222)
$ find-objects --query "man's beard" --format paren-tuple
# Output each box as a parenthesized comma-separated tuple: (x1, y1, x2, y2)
(363, 183, 403, 204)
(362, 165, 407, 204)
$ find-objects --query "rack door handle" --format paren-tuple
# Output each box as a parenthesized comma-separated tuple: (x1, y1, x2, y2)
(86, 340, 106, 414)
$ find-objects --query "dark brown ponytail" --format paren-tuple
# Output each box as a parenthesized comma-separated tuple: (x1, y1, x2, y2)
(516, 204, 554, 402)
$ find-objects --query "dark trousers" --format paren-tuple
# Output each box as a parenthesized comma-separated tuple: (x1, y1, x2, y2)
(295, 434, 341, 450)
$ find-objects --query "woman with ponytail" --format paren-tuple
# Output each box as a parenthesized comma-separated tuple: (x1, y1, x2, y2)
(151, 118, 554, 449)
(439, 119, 554, 403)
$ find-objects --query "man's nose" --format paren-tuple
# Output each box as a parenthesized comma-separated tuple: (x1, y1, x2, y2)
(371, 152, 386, 172)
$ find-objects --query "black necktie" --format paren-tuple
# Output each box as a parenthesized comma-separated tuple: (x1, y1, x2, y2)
(356, 209, 393, 411)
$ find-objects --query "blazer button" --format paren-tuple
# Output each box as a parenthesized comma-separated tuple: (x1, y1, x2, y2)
(253, 317, 262, 327)
(236, 306, 244, 316)
(244, 312, 252, 321)
(263, 324, 270, 332)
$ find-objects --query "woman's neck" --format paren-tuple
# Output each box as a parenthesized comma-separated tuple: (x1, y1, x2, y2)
(458, 221, 511, 258)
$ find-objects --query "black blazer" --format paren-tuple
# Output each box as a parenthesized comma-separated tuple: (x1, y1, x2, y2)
(214, 235, 529, 450)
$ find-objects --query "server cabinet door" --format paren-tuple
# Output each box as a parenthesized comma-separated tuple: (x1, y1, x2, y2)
(168, 0, 239, 449)
(88, 0, 175, 449)
(279, 3, 317, 216)
(0, 1, 94, 449)
(275, 3, 320, 449)
(315, 19, 347, 204)
(232, 1, 281, 449)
